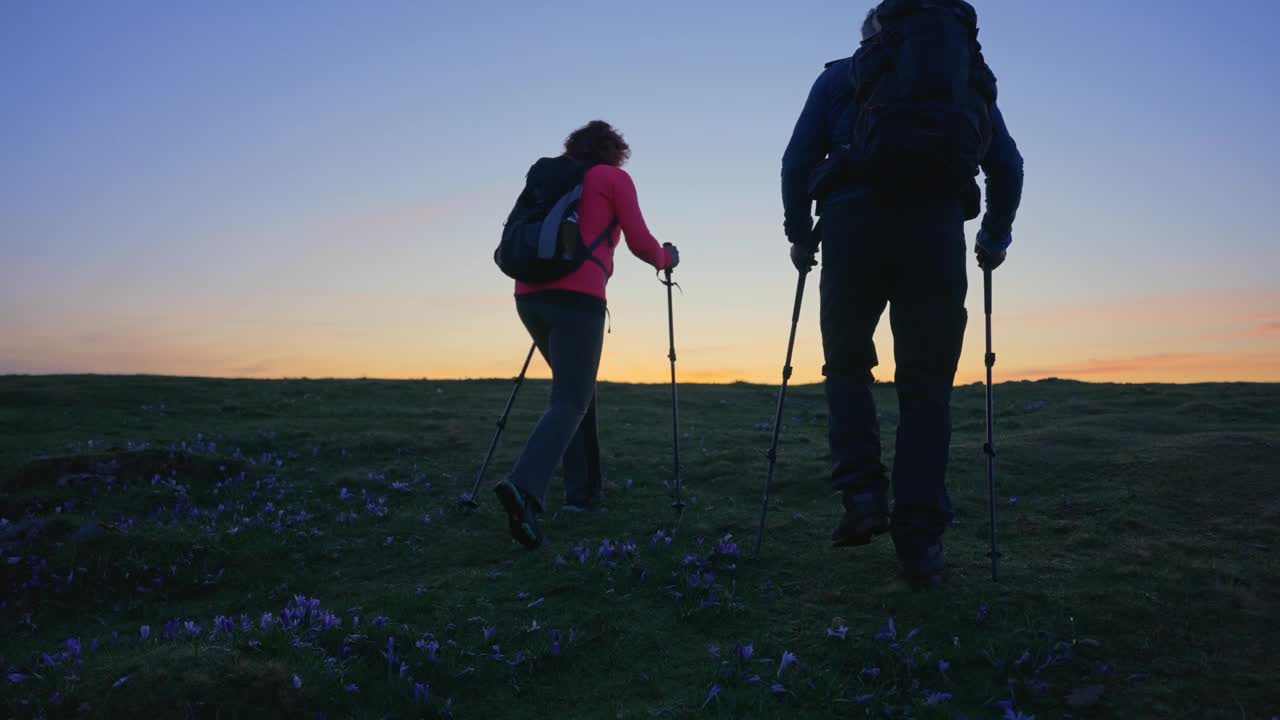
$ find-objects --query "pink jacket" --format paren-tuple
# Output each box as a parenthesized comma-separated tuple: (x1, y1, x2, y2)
(515, 164, 674, 301)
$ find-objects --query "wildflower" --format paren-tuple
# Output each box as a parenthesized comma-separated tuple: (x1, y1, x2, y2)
(483, 626, 496, 641)
(778, 651, 798, 676)
(550, 629, 561, 657)
(1009, 497, 1018, 505)
(140, 625, 150, 641)
(925, 691, 953, 705)
(938, 659, 951, 673)
(861, 667, 881, 678)
(826, 625, 849, 640)
(527, 597, 544, 609)
(112, 676, 130, 688)
(413, 682, 430, 704)
(292, 675, 302, 689)
(701, 684, 721, 708)
(738, 643, 754, 662)
(854, 693, 875, 704)
(344, 683, 359, 694)
(977, 604, 990, 621)
(770, 682, 786, 694)
(879, 615, 898, 641)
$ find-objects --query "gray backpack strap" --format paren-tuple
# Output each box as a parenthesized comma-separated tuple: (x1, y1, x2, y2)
(537, 185, 583, 259)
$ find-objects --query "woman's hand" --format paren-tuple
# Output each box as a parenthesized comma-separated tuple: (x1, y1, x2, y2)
(663, 243, 680, 270)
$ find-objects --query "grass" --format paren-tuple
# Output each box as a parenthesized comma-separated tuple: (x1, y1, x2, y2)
(1, 374, 1277, 719)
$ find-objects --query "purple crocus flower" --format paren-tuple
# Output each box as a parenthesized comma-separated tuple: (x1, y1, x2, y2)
(261, 613, 274, 631)
(1009, 496, 1018, 505)
(425, 640, 441, 663)
(399, 662, 410, 679)
(292, 675, 302, 689)
(7, 673, 30, 684)
(413, 682, 430, 705)
(344, 683, 359, 694)
(701, 684, 721, 708)
(770, 682, 787, 695)
(140, 626, 151, 641)
(978, 604, 990, 621)
(482, 626, 496, 642)
(550, 629, 561, 657)
(861, 667, 881, 678)
(826, 625, 849, 640)
(939, 659, 951, 673)
(112, 676, 130, 688)
(876, 616, 897, 641)
(925, 691, 953, 705)
(527, 597, 544, 609)
(854, 693, 875, 704)
(745, 675, 761, 686)
(778, 651, 797, 676)
(738, 643, 754, 662)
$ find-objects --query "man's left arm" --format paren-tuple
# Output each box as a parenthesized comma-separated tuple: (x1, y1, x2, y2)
(781, 70, 834, 250)
(976, 104, 1024, 255)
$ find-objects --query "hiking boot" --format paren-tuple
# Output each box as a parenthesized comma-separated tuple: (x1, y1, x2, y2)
(830, 491, 890, 547)
(493, 479, 542, 550)
(895, 540, 945, 590)
(563, 492, 604, 513)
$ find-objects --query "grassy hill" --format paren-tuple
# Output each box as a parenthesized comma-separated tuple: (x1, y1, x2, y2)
(1, 375, 1277, 718)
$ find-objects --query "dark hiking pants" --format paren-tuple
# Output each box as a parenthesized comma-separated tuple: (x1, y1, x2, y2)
(819, 192, 968, 547)
(508, 292, 606, 511)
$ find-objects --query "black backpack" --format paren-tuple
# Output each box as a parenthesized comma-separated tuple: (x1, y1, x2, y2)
(495, 156, 617, 283)
(850, 0, 998, 191)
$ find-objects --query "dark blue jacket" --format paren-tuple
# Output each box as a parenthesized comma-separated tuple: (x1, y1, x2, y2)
(781, 57, 1024, 252)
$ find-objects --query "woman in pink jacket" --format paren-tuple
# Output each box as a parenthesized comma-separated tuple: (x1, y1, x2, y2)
(494, 121, 679, 549)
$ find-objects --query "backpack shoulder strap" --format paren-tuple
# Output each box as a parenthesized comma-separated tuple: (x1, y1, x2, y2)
(584, 219, 619, 273)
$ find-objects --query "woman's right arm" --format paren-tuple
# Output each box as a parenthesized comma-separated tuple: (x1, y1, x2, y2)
(608, 168, 674, 271)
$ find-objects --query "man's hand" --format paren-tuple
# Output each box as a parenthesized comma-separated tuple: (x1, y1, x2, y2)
(663, 242, 680, 271)
(975, 229, 1009, 271)
(975, 245, 1005, 271)
(790, 243, 818, 273)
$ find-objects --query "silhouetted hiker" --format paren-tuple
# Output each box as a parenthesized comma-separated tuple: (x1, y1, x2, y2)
(781, 1, 1023, 586)
(493, 120, 679, 549)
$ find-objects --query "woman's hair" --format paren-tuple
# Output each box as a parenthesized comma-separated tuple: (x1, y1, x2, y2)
(861, 8, 880, 40)
(564, 120, 631, 167)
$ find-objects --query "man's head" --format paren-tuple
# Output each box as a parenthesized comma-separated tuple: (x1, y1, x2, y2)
(861, 8, 880, 41)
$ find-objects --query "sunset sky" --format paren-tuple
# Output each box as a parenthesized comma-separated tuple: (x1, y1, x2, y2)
(3, 0, 1278, 384)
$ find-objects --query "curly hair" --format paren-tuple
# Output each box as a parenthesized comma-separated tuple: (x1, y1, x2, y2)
(564, 120, 631, 167)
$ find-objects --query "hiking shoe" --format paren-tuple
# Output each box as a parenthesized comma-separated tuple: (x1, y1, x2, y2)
(896, 541, 945, 590)
(563, 493, 604, 513)
(830, 491, 890, 547)
(493, 479, 542, 550)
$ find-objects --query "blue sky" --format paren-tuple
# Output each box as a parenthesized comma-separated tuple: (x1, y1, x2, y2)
(2, 0, 1278, 382)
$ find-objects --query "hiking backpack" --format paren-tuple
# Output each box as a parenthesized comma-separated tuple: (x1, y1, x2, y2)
(495, 156, 617, 283)
(850, 0, 998, 191)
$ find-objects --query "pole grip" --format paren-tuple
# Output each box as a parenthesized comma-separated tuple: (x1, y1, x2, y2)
(983, 268, 993, 316)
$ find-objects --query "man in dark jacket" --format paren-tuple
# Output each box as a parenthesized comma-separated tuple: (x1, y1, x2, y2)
(780, 3, 1024, 587)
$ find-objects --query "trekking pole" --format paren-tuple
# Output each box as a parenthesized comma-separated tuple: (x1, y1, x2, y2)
(753, 265, 810, 559)
(661, 266, 685, 512)
(459, 342, 537, 510)
(983, 267, 1001, 581)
